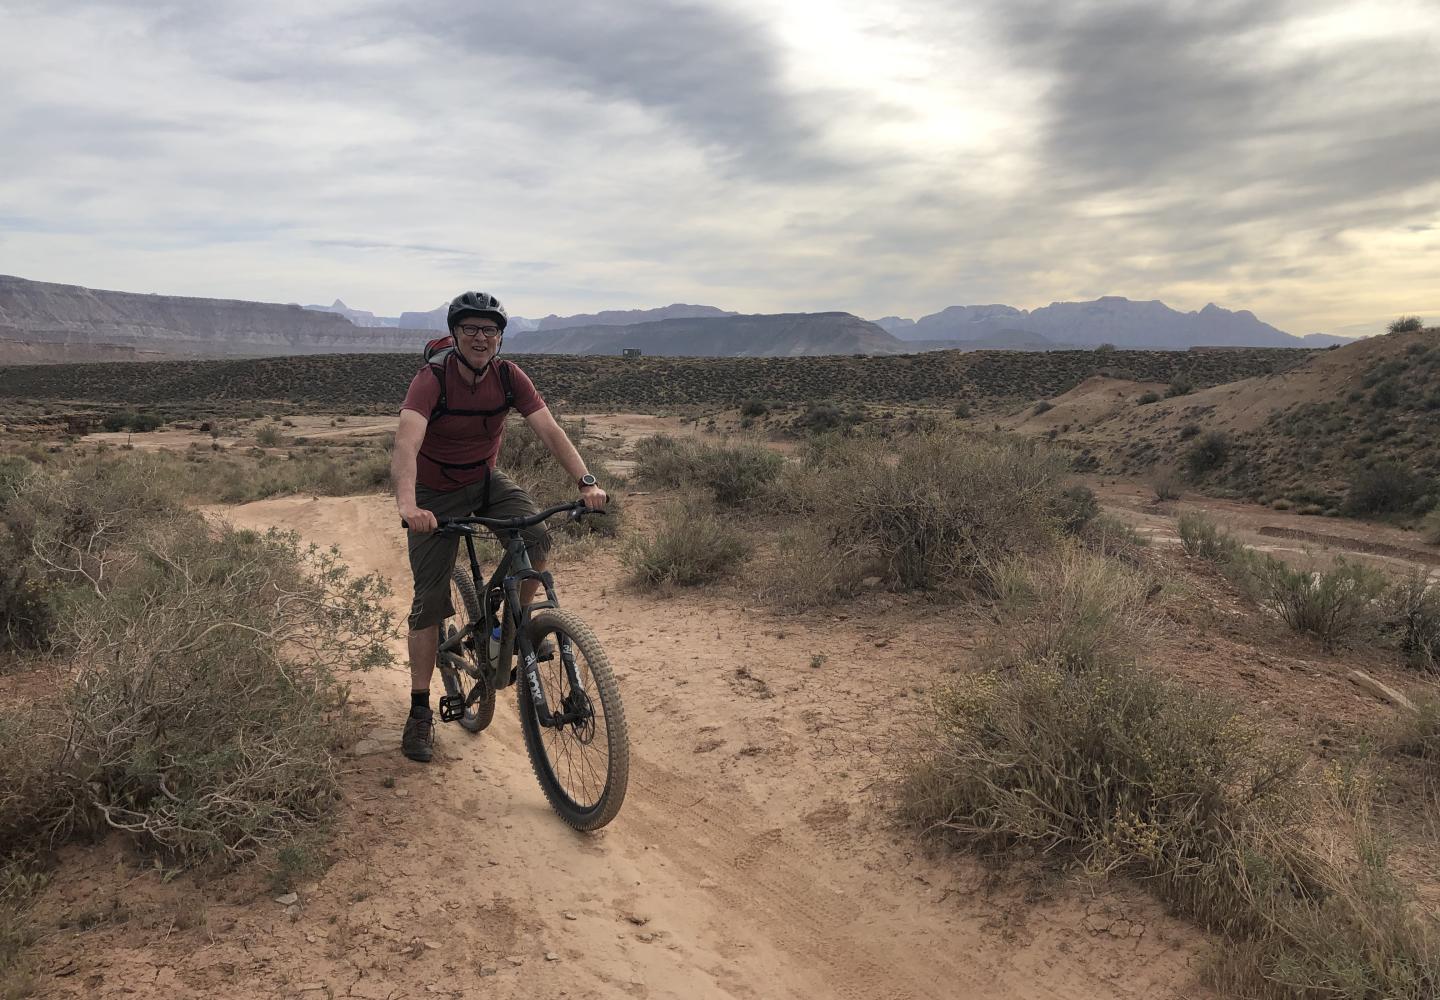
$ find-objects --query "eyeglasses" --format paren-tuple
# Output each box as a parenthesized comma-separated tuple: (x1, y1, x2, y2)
(456, 323, 501, 339)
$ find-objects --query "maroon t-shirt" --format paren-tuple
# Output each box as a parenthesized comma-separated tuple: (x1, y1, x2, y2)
(400, 357, 546, 491)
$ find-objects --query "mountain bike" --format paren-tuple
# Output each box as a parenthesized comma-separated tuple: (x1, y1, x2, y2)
(406, 500, 629, 831)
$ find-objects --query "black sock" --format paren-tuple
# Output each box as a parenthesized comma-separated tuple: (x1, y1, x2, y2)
(410, 690, 430, 717)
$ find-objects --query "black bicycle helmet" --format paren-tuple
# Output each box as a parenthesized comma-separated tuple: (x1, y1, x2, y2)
(447, 290, 508, 331)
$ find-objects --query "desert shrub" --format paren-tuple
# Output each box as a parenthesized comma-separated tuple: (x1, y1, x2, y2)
(1244, 556, 1387, 650)
(0, 457, 35, 511)
(904, 650, 1440, 998)
(1094, 343, 1116, 353)
(788, 430, 1071, 592)
(1185, 431, 1231, 476)
(1178, 512, 1242, 562)
(0, 464, 392, 865)
(1078, 513, 1150, 566)
(1178, 423, 1201, 441)
(1384, 572, 1440, 672)
(1370, 379, 1401, 408)
(1152, 472, 1181, 501)
(128, 412, 162, 432)
(1032, 400, 1054, 415)
(794, 402, 863, 435)
(990, 547, 1158, 671)
(1056, 485, 1099, 534)
(1384, 691, 1440, 768)
(1422, 509, 1440, 546)
(1343, 462, 1423, 516)
(632, 434, 782, 507)
(1388, 316, 1424, 334)
(255, 424, 284, 447)
(1136, 391, 1160, 405)
(621, 499, 748, 588)
(0, 559, 54, 656)
(1165, 378, 1194, 398)
(953, 401, 972, 418)
(739, 398, 768, 418)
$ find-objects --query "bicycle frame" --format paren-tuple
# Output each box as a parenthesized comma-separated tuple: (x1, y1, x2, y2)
(435, 523, 590, 731)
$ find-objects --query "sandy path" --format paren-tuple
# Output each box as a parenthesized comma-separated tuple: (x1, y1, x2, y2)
(31, 491, 1208, 1000)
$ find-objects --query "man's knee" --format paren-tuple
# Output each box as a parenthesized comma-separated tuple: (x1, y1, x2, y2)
(407, 587, 453, 632)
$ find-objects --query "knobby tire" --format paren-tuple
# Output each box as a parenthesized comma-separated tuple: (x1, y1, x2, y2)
(517, 608, 629, 831)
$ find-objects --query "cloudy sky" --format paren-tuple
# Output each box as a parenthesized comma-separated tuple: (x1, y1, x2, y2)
(1, 0, 1437, 334)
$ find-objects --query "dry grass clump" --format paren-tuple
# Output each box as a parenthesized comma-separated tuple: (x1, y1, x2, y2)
(1178, 510, 1243, 562)
(903, 556, 1440, 997)
(633, 434, 783, 507)
(621, 498, 749, 588)
(787, 429, 1075, 593)
(1422, 508, 1440, 546)
(0, 458, 392, 865)
(990, 547, 1159, 671)
(761, 524, 870, 610)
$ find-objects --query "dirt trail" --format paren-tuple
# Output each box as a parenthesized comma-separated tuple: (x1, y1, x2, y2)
(28, 491, 1210, 1000)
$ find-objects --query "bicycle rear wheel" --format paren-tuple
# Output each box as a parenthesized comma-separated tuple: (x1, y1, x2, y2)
(517, 608, 629, 830)
(442, 568, 496, 734)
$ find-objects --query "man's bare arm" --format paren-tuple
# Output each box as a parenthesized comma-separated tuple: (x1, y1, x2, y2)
(524, 406, 607, 508)
(392, 409, 437, 531)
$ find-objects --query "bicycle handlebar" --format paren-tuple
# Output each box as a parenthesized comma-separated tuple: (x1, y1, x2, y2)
(401, 499, 606, 533)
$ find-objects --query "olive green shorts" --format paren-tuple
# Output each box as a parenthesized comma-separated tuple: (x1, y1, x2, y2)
(407, 469, 551, 631)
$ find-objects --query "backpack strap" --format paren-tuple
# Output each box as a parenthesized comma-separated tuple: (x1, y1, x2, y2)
(423, 352, 518, 432)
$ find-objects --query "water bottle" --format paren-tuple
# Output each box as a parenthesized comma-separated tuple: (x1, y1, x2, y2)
(487, 625, 502, 665)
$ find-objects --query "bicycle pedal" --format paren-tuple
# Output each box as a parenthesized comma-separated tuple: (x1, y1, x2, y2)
(437, 694, 467, 723)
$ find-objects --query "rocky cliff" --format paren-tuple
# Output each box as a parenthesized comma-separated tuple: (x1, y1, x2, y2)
(0, 275, 434, 360)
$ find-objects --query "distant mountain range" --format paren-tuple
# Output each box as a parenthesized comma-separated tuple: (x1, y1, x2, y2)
(875, 298, 1353, 350)
(508, 312, 899, 357)
(0, 274, 1351, 365)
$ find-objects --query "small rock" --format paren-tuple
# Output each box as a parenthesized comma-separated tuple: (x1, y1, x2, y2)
(562, 911, 578, 921)
(395, 789, 410, 798)
(286, 904, 301, 921)
(698, 878, 718, 889)
(625, 914, 649, 926)
(479, 966, 498, 977)
(274, 892, 299, 906)
(545, 951, 560, 962)
(637, 932, 655, 943)
(873, 638, 889, 648)
(504, 955, 524, 966)
(423, 940, 440, 950)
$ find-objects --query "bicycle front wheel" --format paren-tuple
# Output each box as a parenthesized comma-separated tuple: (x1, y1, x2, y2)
(517, 608, 629, 830)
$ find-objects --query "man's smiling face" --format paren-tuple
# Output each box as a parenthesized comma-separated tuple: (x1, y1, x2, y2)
(452, 319, 501, 368)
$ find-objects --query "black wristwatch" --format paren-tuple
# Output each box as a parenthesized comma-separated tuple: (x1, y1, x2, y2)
(578, 474, 598, 489)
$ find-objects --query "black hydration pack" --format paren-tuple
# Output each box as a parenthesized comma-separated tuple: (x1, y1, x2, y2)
(419, 337, 516, 486)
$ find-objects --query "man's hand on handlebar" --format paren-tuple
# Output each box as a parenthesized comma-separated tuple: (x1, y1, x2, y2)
(579, 483, 608, 511)
(399, 504, 438, 534)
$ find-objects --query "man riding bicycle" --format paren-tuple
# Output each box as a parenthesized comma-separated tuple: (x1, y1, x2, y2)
(392, 290, 607, 763)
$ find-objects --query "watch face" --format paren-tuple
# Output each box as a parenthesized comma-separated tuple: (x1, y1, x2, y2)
(580, 474, 598, 487)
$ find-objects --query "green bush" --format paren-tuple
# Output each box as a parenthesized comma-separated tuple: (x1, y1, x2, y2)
(739, 398, 768, 418)
(1344, 462, 1423, 516)
(1165, 378, 1194, 398)
(1056, 485, 1099, 534)
(1033, 400, 1054, 415)
(1244, 556, 1387, 651)
(1178, 511, 1242, 562)
(621, 499, 748, 588)
(1384, 572, 1440, 672)
(1136, 391, 1160, 405)
(787, 430, 1071, 592)
(1388, 316, 1424, 335)
(1185, 431, 1231, 476)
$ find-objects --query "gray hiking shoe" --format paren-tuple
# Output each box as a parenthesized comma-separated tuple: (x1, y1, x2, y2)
(401, 707, 434, 763)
